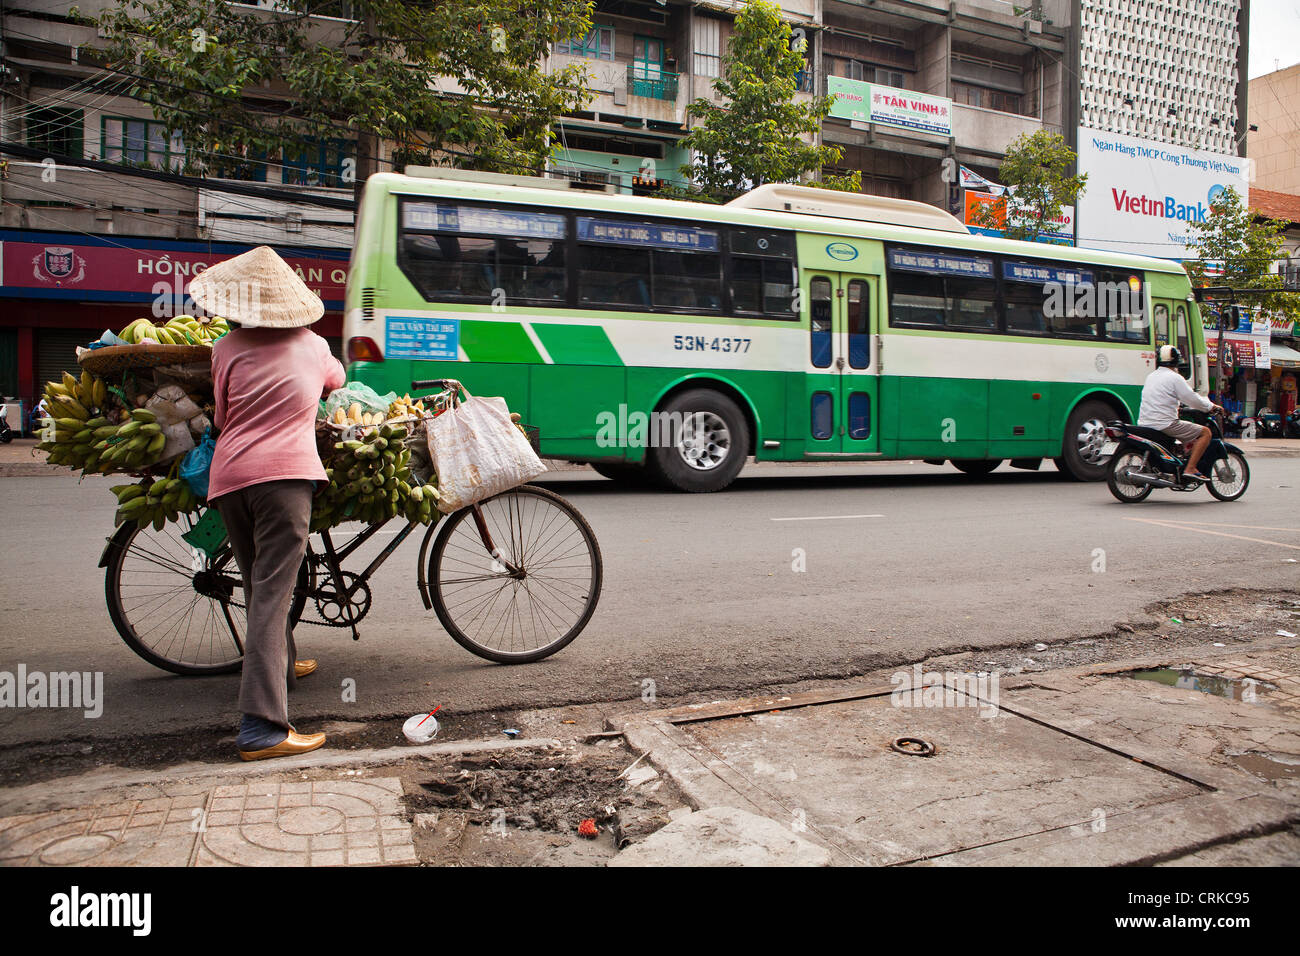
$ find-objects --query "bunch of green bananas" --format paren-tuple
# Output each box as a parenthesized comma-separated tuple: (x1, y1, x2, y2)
(311, 423, 440, 531)
(36, 371, 163, 475)
(111, 475, 201, 532)
(118, 315, 229, 346)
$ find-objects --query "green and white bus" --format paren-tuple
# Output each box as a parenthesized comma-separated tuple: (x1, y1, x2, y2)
(343, 168, 1207, 492)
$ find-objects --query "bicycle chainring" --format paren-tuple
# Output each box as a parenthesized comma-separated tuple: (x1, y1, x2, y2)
(311, 570, 373, 627)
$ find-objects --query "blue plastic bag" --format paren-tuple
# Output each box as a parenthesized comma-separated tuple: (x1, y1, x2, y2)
(180, 427, 217, 499)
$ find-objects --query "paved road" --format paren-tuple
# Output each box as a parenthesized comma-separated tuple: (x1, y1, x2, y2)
(2, 459, 1298, 745)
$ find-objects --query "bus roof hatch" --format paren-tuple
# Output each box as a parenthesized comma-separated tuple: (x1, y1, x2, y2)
(727, 184, 970, 234)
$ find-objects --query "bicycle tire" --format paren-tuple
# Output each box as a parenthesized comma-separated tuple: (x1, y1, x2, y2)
(428, 485, 602, 664)
(104, 510, 308, 676)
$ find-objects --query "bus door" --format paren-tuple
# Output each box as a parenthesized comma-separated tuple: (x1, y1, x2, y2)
(805, 272, 880, 455)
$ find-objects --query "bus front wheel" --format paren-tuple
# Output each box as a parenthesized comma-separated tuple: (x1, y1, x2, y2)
(1059, 400, 1116, 481)
(646, 389, 750, 493)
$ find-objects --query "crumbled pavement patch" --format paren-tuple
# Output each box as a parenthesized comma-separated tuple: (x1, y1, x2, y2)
(401, 743, 687, 866)
(608, 806, 832, 867)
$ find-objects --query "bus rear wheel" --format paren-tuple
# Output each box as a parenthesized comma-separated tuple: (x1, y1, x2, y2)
(646, 389, 750, 493)
(1058, 400, 1115, 482)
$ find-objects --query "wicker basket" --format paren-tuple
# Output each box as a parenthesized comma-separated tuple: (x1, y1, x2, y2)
(78, 344, 213, 377)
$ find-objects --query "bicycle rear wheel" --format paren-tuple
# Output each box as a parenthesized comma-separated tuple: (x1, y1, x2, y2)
(104, 509, 308, 676)
(428, 485, 602, 663)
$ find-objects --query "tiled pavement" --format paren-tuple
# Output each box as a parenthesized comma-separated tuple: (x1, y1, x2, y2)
(0, 777, 416, 867)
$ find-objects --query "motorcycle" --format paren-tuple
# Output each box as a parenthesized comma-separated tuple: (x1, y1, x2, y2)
(0, 415, 12, 445)
(1104, 408, 1249, 503)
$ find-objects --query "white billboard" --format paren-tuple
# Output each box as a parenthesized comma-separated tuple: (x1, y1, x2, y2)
(1075, 126, 1250, 260)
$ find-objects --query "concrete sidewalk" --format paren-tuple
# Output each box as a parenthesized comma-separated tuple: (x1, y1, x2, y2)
(2, 638, 1297, 866)
(608, 639, 1300, 866)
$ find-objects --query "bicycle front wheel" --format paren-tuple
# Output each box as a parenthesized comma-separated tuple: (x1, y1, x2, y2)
(104, 510, 308, 676)
(428, 485, 602, 663)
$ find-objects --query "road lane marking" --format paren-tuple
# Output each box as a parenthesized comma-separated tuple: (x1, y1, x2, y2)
(1128, 519, 1300, 534)
(1123, 517, 1300, 550)
(771, 514, 884, 522)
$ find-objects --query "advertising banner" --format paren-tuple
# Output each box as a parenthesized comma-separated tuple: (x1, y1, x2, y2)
(1075, 127, 1250, 259)
(0, 232, 349, 308)
(828, 77, 952, 136)
(963, 191, 1075, 245)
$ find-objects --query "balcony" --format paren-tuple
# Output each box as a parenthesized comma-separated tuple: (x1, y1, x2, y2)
(628, 63, 679, 101)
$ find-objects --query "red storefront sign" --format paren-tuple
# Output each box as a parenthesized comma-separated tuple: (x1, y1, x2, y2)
(0, 237, 348, 307)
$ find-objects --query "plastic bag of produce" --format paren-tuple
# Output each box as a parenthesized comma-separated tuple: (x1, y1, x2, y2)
(322, 382, 396, 424)
(180, 427, 217, 498)
(427, 392, 545, 513)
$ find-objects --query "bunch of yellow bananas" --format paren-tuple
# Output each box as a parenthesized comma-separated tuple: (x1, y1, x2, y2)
(37, 370, 166, 475)
(111, 475, 201, 532)
(388, 394, 427, 419)
(311, 422, 440, 531)
(118, 315, 229, 346)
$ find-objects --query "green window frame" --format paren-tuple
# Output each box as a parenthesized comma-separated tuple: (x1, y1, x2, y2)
(282, 138, 353, 188)
(557, 26, 614, 60)
(101, 115, 185, 170)
(26, 107, 84, 160)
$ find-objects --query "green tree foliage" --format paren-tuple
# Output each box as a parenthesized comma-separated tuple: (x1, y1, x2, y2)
(1184, 187, 1300, 324)
(970, 130, 1086, 242)
(93, 1, 594, 187)
(676, 0, 852, 203)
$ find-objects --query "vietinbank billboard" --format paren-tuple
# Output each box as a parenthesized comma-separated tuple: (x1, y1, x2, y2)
(1075, 126, 1250, 260)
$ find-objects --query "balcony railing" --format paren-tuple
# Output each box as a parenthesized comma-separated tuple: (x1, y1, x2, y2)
(628, 64, 679, 101)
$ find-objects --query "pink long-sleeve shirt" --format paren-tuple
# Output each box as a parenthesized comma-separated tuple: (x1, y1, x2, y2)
(209, 327, 346, 502)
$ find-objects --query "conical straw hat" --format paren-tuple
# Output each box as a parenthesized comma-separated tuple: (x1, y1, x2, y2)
(188, 245, 324, 328)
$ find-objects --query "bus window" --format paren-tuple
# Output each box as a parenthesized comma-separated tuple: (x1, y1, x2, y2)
(1153, 303, 1170, 346)
(848, 392, 871, 439)
(847, 279, 870, 368)
(1005, 281, 1049, 334)
(810, 277, 833, 368)
(886, 247, 995, 330)
(1102, 273, 1147, 342)
(733, 258, 795, 315)
(576, 216, 721, 312)
(579, 244, 651, 307)
(811, 392, 833, 439)
(1176, 305, 1194, 384)
(730, 229, 796, 317)
(947, 276, 997, 330)
(652, 248, 722, 310)
(889, 270, 946, 328)
(397, 201, 567, 304)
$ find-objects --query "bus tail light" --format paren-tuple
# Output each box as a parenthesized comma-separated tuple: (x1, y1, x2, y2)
(347, 336, 383, 363)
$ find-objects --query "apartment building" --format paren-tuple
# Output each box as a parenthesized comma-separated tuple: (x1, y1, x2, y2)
(1249, 63, 1300, 195)
(0, 0, 1254, 412)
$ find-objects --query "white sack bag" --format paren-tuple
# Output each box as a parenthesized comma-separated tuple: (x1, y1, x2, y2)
(427, 392, 545, 513)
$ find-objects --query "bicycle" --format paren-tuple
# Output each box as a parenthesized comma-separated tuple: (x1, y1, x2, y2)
(99, 381, 603, 675)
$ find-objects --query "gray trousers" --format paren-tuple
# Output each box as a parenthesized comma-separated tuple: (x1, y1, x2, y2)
(214, 479, 313, 729)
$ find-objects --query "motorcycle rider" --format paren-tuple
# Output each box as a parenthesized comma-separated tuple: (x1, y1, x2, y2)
(1137, 345, 1223, 481)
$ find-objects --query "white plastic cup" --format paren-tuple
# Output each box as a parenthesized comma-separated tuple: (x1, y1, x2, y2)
(403, 713, 439, 744)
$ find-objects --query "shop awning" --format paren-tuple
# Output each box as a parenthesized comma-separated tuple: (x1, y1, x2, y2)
(1269, 342, 1300, 368)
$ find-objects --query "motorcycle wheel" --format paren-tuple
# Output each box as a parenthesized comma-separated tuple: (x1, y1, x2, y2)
(1107, 451, 1153, 503)
(1206, 452, 1249, 501)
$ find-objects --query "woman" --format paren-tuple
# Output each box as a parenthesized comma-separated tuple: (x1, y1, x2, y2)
(189, 246, 345, 761)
